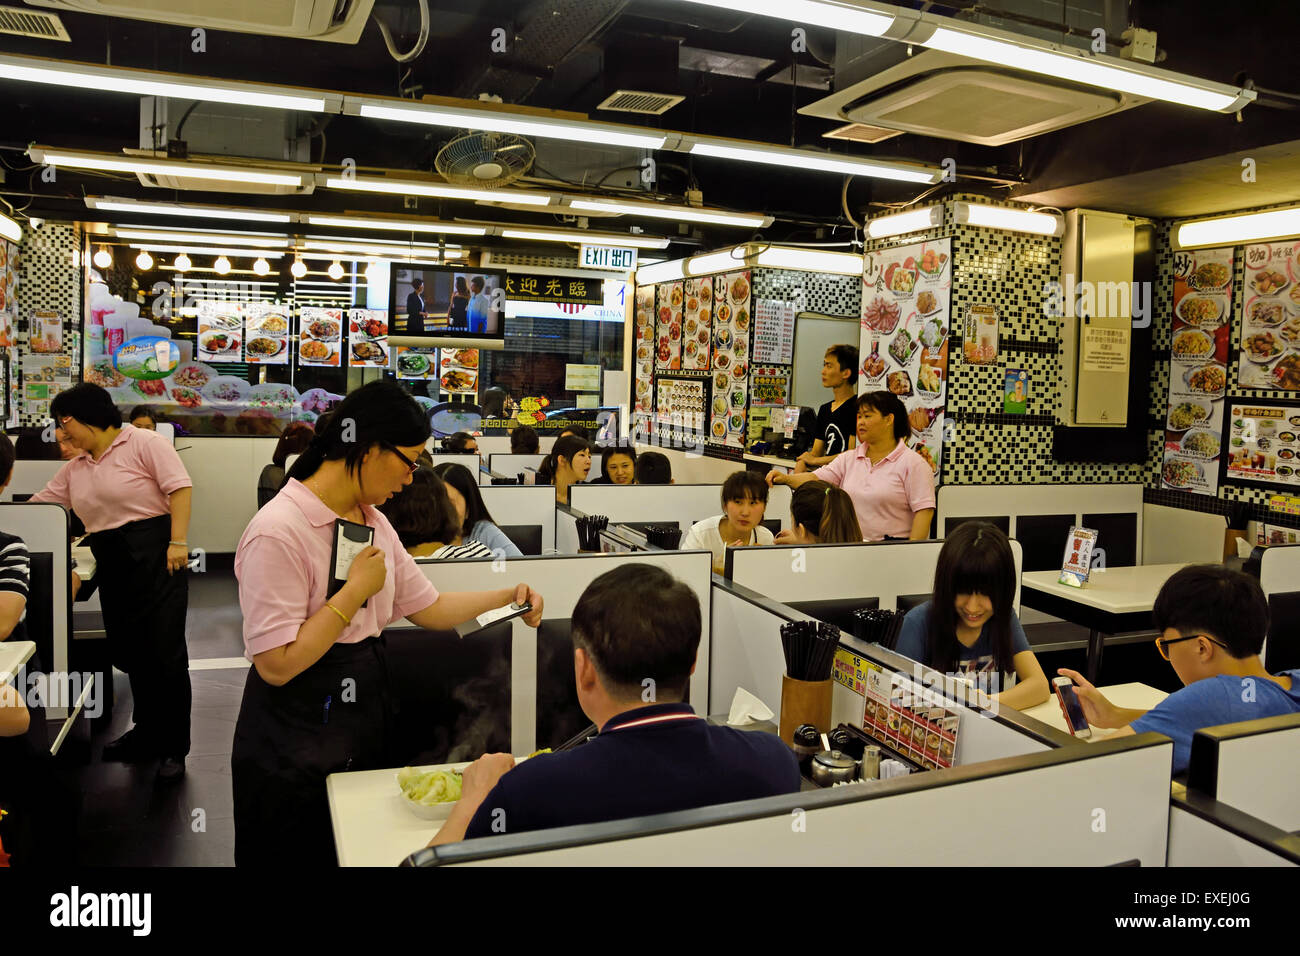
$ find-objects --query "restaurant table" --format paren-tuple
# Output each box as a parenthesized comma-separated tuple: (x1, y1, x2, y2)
(1021, 682, 1168, 739)
(326, 714, 782, 867)
(0, 640, 35, 686)
(1019, 563, 1188, 683)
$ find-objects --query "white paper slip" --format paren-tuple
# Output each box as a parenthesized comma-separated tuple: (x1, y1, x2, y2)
(454, 601, 532, 638)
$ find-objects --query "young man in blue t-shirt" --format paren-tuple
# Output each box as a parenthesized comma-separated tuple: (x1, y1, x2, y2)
(425, 563, 800, 846)
(1060, 565, 1300, 775)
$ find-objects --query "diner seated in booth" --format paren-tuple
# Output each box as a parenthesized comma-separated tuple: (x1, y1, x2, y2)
(440, 431, 479, 455)
(509, 426, 540, 455)
(257, 422, 314, 510)
(430, 462, 523, 558)
(681, 471, 774, 574)
(425, 563, 800, 847)
(128, 405, 159, 431)
(633, 451, 673, 485)
(592, 444, 636, 485)
(1060, 565, 1300, 775)
(379, 465, 494, 560)
(894, 521, 1050, 711)
(775, 480, 863, 545)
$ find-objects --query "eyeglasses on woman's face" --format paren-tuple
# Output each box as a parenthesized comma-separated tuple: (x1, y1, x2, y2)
(1156, 632, 1227, 661)
(382, 443, 420, 474)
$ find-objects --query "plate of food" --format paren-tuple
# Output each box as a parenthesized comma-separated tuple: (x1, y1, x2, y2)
(1180, 428, 1221, 460)
(397, 351, 432, 376)
(884, 262, 917, 296)
(300, 339, 336, 364)
(1280, 431, 1297, 443)
(712, 397, 728, 417)
(916, 247, 948, 277)
(714, 352, 731, 370)
(861, 348, 887, 380)
(685, 319, 697, 335)
(248, 383, 300, 410)
(659, 306, 672, 324)
(716, 303, 731, 324)
(351, 340, 388, 364)
(1183, 362, 1226, 396)
(731, 362, 747, 381)
(1163, 458, 1203, 490)
(735, 308, 750, 332)
(306, 317, 340, 339)
(1279, 465, 1296, 478)
(171, 362, 216, 390)
(1280, 448, 1297, 461)
(1175, 295, 1225, 329)
(1246, 298, 1287, 328)
(729, 275, 749, 304)
(130, 377, 169, 399)
(1171, 328, 1215, 360)
(199, 329, 240, 354)
(1272, 353, 1300, 389)
(909, 406, 937, 434)
(670, 286, 683, 308)
(252, 312, 289, 334)
(714, 371, 729, 390)
(441, 368, 478, 392)
(684, 340, 698, 357)
(202, 376, 250, 407)
(299, 388, 342, 416)
(169, 386, 204, 410)
(447, 349, 480, 369)
(1282, 315, 1300, 346)
(728, 412, 745, 432)
(733, 338, 747, 359)
(863, 296, 902, 334)
(730, 389, 746, 408)
(1243, 331, 1285, 364)
(247, 336, 285, 358)
(202, 313, 242, 331)
(916, 363, 943, 396)
(1251, 269, 1290, 297)
(86, 358, 127, 389)
(919, 317, 947, 350)
(353, 316, 388, 340)
(916, 290, 940, 317)
(889, 328, 918, 366)
(887, 370, 912, 397)
(396, 766, 464, 821)
(1188, 260, 1231, 292)
(1167, 401, 1211, 432)
(711, 420, 726, 438)
(715, 326, 732, 349)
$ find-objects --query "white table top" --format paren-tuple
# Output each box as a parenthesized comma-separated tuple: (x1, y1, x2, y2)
(1020, 563, 1190, 614)
(327, 760, 469, 867)
(0, 640, 35, 686)
(1022, 682, 1168, 739)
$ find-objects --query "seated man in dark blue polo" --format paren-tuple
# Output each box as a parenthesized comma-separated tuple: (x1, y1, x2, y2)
(427, 563, 800, 845)
(1060, 564, 1300, 776)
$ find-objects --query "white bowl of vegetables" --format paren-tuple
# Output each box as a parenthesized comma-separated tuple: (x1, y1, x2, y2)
(396, 766, 464, 820)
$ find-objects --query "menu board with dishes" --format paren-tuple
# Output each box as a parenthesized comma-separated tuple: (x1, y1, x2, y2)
(857, 664, 960, 771)
(1224, 400, 1300, 489)
(656, 375, 708, 434)
(298, 307, 343, 367)
(632, 285, 655, 414)
(753, 298, 795, 365)
(1161, 248, 1233, 495)
(438, 348, 479, 395)
(749, 365, 791, 406)
(1238, 240, 1300, 392)
(196, 302, 244, 363)
(681, 276, 712, 371)
(348, 308, 390, 369)
(655, 281, 684, 371)
(394, 346, 438, 380)
(709, 270, 752, 448)
(860, 238, 952, 481)
(243, 302, 291, 365)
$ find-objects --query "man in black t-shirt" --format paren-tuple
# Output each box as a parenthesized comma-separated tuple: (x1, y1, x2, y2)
(795, 344, 859, 472)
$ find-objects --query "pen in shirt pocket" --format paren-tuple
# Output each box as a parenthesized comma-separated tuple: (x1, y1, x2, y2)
(323, 695, 332, 725)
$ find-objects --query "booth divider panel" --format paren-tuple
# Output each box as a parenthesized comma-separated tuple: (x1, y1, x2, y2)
(1260, 547, 1300, 672)
(1168, 805, 1299, 867)
(569, 483, 793, 532)
(1212, 725, 1300, 832)
(477, 485, 556, 555)
(0, 505, 71, 717)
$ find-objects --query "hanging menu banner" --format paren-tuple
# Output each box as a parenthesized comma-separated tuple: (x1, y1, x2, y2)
(633, 285, 655, 415)
(348, 309, 390, 369)
(1161, 247, 1233, 495)
(860, 238, 952, 481)
(709, 270, 752, 448)
(1238, 240, 1300, 392)
(655, 281, 684, 372)
(196, 302, 244, 364)
(299, 307, 344, 367)
(1224, 401, 1300, 489)
(681, 276, 713, 372)
(753, 298, 796, 365)
(243, 302, 291, 365)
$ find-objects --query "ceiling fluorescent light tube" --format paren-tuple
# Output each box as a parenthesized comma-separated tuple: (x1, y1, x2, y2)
(953, 202, 1062, 237)
(755, 247, 864, 275)
(569, 199, 771, 228)
(32, 149, 303, 187)
(112, 229, 287, 247)
(672, 0, 895, 36)
(500, 228, 671, 249)
(689, 139, 939, 184)
(921, 25, 1248, 113)
(355, 103, 666, 151)
(0, 54, 327, 112)
(686, 249, 750, 276)
(305, 215, 485, 236)
(129, 244, 286, 258)
(324, 177, 552, 207)
(0, 212, 20, 243)
(866, 205, 943, 239)
(86, 197, 293, 223)
(1174, 207, 1300, 249)
(634, 259, 691, 285)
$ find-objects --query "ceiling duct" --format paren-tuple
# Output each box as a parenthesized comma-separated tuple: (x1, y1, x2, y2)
(24, 0, 375, 42)
(0, 4, 69, 39)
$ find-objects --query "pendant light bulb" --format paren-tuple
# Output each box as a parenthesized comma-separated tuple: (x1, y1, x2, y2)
(134, 250, 154, 270)
(214, 255, 232, 275)
(173, 252, 192, 272)
(93, 245, 113, 269)
(253, 257, 270, 276)
(327, 260, 344, 281)
(290, 258, 307, 279)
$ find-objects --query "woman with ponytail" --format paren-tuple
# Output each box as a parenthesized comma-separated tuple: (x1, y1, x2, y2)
(546, 434, 592, 505)
(777, 480, 864, 544)
(232, 381, 545, 867)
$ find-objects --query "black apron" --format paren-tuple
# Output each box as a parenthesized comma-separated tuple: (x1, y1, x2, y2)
(231, 636, 396, 867)
(87, 514, 191, 757)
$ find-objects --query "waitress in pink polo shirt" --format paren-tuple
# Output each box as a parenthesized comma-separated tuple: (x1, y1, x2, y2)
(231, 381, 544, 867)
(769, 391, 935, 541)
(31, 383, 194, 780)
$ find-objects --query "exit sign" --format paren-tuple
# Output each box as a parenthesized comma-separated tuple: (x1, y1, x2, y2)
(580, 244, 638, 272)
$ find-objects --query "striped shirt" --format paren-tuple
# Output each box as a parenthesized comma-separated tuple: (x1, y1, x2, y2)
(428, 540, 494, 561)
(0, 530, 30, 628)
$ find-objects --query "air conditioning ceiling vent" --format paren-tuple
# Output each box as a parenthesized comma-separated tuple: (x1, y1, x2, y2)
(596, 90, 684, 116)
(0, 5, 69, 39)
(24, 0, 374, 43)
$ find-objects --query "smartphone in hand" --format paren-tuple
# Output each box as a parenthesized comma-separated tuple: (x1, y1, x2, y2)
(1053, 676, 1092, 738)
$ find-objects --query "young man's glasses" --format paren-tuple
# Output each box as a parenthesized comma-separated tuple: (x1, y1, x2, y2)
(1156, 633, 1228, 661)
(383, 444, 420, 474)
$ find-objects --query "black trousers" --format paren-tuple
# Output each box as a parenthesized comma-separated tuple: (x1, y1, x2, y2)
(231, 637, 396, 867)
(88, 514, 191, 757)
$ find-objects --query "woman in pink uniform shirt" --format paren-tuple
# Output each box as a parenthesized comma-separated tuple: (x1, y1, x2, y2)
(31, 383, 194, 781)
(232, 381, 544, 867)
(769, 391, 935, 541)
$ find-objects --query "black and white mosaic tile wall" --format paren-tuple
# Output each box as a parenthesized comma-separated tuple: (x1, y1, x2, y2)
(14, 222, 82, 427)
(754, 268, 859, 316)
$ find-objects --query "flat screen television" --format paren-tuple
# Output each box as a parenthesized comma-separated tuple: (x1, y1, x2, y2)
(389, 264, 507, 350)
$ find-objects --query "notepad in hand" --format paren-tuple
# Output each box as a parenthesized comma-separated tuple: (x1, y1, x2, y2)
(454, 601, 532, 638)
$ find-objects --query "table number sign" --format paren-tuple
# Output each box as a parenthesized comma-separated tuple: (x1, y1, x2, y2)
(1059, 527, 1099, 588)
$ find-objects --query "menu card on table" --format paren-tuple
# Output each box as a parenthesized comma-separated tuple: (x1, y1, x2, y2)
(1059, 527, 1099, 587)
(860, 238, 951, 481)
(1161, 248, 1233, 495)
